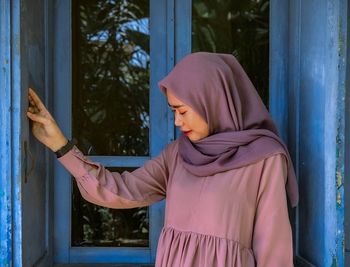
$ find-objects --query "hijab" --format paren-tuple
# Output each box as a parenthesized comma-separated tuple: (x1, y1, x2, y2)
(158, 52, 299, 207)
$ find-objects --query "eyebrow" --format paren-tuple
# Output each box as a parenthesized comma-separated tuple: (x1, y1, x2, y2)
(168, 103, 185, 108)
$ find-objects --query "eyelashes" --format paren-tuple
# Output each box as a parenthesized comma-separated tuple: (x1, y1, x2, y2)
(172, 109, 187, 115)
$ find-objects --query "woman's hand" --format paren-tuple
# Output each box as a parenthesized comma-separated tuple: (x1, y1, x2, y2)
(27, 87, 68, 152)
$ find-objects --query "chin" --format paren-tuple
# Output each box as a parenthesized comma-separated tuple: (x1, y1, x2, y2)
(184, 131, 209, 142)
(188, 135, 204, 142)
(186, 135, 198, 142)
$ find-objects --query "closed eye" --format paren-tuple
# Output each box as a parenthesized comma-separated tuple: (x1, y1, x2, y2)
(171, 108, 187, 115)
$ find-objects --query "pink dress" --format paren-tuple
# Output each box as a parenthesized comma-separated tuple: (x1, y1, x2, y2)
(58, 140, 294, 267)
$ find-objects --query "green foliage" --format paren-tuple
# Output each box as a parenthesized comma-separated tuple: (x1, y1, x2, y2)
(72, 0, 150, 156)
(192, 0, 270, 106)
(71, 0, 150, 247)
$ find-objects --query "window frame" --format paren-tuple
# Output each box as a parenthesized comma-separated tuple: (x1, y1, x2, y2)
(52, 0, 174, 264)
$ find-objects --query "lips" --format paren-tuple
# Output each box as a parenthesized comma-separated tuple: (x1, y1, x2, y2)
(183, 130, 192, 135)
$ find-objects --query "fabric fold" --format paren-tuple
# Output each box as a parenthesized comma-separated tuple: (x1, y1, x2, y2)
(156, 227, 256, 267)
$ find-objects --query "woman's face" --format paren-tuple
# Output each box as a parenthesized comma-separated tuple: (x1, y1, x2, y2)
(167, 90, 209, 141)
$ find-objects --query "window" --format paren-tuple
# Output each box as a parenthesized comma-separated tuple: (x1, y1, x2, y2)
(53, 0, 170, 264)
(72, 0, 150, 248)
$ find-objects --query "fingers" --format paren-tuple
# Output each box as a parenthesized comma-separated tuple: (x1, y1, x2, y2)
(26, 111, 49, 125)
(28, 105, 39, 114)
(28, 88, 48, 113)
(28, 94, 36, 108)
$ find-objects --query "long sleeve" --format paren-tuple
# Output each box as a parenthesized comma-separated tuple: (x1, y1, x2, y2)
(252, 154, 294, 267)
(58, 145, 171, 209)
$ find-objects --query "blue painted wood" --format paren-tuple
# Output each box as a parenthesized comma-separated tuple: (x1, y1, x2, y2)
(287, 0, 301, 176)
(298, 1, 341, 266)
(20, 0, 51, 265)
(1, 0, 52, 266)
(335, 2, 347, 267)
(1, 1, 47, 266)
(149, 0, 170, 262)
(174, 0, 192, 139)
(271, 0, 348, 266)
(150, 0, 171, 153)
(269, 0, 289, 144)
(270, 0, 347, 266)
(41, 1, 55, 265)
(11, 0, 22, 265)
(166, 0, 175, 144)
(53, 0, 73, 263)
(175, 0, 192, 63)
(287, 0, 301, 260)
(0, 1, 13, 266)
(166, 0, 175, 74)
(344, 0, 350, 265)
(69, 248, 150, 264)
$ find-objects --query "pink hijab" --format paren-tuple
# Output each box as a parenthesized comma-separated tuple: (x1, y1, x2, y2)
(158, 52, 299, 207)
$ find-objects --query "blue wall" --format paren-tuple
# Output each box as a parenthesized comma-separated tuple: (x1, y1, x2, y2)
(0, 0, 14, 265)
(270, 0, 348, 266)
(0, 0, 51, 266)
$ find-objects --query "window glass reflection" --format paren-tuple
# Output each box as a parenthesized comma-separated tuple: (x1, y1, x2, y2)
(71, 167, 149, 247)
(72, 0, 150, 156)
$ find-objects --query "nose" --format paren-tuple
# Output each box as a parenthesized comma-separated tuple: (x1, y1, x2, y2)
(174, 112, 183, 127)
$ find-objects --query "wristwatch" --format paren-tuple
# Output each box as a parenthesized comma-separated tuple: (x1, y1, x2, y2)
(55, 139, 77, 158)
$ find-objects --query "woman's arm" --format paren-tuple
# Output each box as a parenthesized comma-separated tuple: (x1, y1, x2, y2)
(58, 144, 170, 208)
(27, 87, 170, 208)
(252, 154, 294, 267)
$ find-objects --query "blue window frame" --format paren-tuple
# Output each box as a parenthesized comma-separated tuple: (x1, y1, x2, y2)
(52, 0, 181, 264)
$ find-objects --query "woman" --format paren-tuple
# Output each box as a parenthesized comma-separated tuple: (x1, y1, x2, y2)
(27, 52, 298, 266)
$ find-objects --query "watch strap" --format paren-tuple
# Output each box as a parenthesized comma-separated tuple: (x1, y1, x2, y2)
(55, 139, 77, 158)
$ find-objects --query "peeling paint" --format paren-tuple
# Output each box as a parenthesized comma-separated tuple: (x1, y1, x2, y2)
(336, 192, 342, 205)
(333, 2, 347, 265)
(331, 255, 338, 267)
(335, 113, 344, 209)
(1, 2, 14, 266)
(336, 171, 342, 188)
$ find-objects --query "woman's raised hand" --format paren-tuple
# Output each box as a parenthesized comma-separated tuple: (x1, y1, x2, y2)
(27, 88, 68, 152)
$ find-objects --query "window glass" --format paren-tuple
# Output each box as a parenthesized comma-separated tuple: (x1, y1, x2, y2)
(71, 0, 150, 248)
(71, 167, 149, 247)
(72, 0, 150, 156)
(192, 0, 270, 106)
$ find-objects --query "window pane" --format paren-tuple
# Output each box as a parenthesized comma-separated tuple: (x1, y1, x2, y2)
(72, 0, 150, 156)
(192, 0, 269, 106)
(71, 167, 149, 247)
